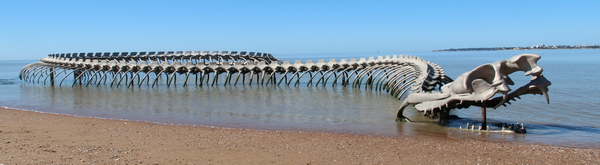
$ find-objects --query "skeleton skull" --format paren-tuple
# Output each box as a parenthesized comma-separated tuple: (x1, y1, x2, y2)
(397, 54, 551, 122)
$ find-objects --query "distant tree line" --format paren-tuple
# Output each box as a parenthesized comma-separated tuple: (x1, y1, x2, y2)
(433, 44, 600, 52)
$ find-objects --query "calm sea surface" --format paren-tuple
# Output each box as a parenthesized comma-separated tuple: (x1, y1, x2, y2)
(1, 49, 599, 148)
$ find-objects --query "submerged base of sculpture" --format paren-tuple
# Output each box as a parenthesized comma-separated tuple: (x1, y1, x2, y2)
(458, 122, 527, 133)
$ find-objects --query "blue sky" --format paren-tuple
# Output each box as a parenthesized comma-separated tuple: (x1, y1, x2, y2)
(1, 0, 598, 60)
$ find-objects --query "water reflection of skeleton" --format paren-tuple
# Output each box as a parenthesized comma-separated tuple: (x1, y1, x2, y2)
(397, 54, 551, 129)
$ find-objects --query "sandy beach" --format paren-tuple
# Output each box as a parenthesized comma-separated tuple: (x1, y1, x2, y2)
(1, 107, 598, 164)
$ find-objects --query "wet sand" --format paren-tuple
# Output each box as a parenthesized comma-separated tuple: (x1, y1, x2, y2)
(1, 107, 598, 164)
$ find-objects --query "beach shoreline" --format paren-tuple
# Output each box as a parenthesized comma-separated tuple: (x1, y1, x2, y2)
(1, 107, 598, 164)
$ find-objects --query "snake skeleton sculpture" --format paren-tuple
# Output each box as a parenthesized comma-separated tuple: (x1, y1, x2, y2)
(19, 51, 550, 133)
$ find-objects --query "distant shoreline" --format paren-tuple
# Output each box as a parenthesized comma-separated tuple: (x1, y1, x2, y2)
(433, 44, 600, 52)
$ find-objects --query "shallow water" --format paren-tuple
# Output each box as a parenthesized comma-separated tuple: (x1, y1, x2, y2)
(1, 49, 599, 148)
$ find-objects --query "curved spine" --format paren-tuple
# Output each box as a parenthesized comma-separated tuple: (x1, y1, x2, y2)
(20, 51, 450, 98)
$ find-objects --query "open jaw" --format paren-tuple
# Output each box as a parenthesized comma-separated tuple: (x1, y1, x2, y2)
(488, 74, 551, 108)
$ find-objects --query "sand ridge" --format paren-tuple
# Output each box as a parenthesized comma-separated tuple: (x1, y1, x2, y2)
(1, 107, 598, 164)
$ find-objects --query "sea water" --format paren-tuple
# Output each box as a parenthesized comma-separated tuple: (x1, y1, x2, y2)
(1, 49, 599, 148)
